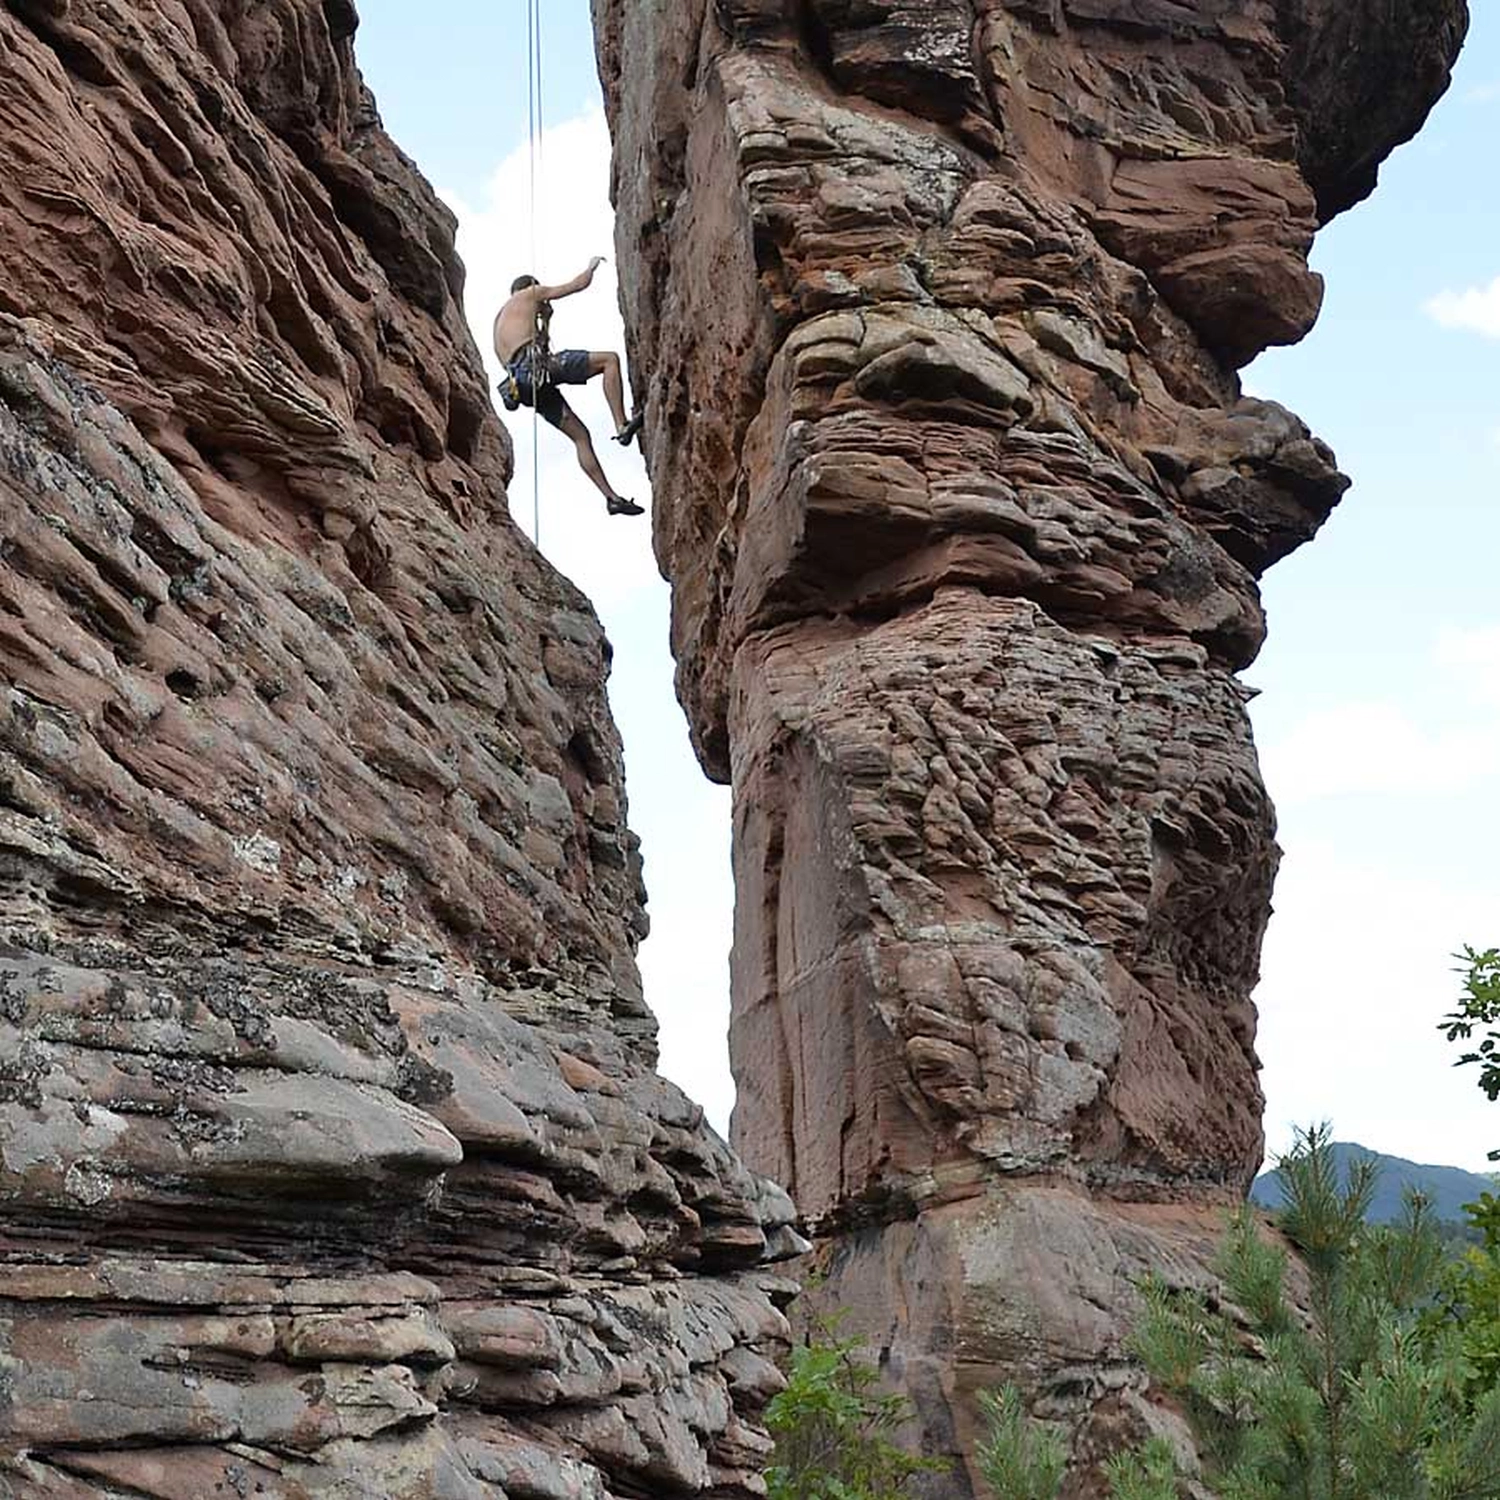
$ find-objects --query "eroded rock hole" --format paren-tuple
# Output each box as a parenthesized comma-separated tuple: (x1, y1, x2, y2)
(165, 668, 202, 700)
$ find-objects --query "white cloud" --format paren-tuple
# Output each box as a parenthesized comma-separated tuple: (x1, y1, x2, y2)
(1425, 276, 1500, 339)
(1254, 626, 1500, 1170)
(1259, 699, 1500, 804)
(1466, 81, 1500, 104)
(1433, 621, 1500, 712)
(1258, 624, 1500, 806)
(1257, 835, 1500, 1173)
(635, 828, 737, 1134)
(1435, 622, 1500, 707)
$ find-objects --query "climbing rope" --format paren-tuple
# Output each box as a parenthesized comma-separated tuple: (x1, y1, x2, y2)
(525, 0, 545, 547)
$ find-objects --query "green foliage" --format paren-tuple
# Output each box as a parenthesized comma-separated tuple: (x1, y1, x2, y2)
(764, 1324, 947, 1500)
(975, 1387, 1066, 1500)
(974, 1389, 1186, 1500)
(1428, 948, 1500, 1414)
(1443, 947, 1500, 1140)
(770, 1131, 1500, 1500)
(1129, 1125, 1500, 1500)
(1102, 1439, 1179, 1500)
(1425, 1190, 1500, 1412)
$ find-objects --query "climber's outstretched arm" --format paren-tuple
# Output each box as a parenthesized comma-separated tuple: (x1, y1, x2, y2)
(536, 257, 605, 302)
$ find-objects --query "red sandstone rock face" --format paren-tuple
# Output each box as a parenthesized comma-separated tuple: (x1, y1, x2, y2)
(594, 0, 1467, 1489)
(0, 4, 799, 1496)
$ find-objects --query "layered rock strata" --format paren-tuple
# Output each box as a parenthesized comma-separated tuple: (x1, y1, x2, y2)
(0, 3, 798, 1496)
(594, 0, 1467, 1488)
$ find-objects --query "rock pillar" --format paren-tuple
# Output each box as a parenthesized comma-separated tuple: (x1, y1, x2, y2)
(594, 0, 1467, 1484)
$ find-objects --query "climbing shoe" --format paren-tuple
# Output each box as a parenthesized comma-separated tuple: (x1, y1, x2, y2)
(606, 496, 645, 517)
(613, 412, 644, 447)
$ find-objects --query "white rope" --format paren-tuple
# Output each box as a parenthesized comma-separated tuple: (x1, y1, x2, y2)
(525, 0, 543, 547)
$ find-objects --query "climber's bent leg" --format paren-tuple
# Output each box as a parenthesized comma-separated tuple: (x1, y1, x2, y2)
(584, 351, 632, 437)
(549, 349, 641, 447)
(554, 404, 641, 516)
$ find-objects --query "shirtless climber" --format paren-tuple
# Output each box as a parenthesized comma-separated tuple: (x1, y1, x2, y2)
(493, 257, 645, 517)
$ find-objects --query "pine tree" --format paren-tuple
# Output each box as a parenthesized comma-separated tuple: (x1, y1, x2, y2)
(781, 1130, 1500, 1500)
(1128, 1125, 1500, 1500)
(764, 1322, 948, 1500)
(975, 1386, 1067, 1500)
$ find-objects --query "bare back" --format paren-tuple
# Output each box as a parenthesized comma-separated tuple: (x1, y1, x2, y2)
(493, 289, 544, 365)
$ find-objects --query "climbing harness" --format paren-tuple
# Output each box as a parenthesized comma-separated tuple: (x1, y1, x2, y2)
(498, 329, 552, 416)
(524, 0, 544, 545)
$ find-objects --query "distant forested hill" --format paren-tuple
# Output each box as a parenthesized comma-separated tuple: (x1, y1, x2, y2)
(1252, 1142, 1494, 1224)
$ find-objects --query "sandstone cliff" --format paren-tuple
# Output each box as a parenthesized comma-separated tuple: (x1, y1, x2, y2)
(0, 4, 799, 1497)
(594, 0, 1467, 1489)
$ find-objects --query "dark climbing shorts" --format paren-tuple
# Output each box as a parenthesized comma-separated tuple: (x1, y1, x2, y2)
(505, 347, 592, 430)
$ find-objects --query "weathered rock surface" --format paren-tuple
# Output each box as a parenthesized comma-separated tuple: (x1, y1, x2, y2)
(0, 3, 798, 1496)
(594, 0, 1467, 1489)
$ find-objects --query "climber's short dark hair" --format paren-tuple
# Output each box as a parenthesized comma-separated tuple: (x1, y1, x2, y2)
(511, 274, 539, 293)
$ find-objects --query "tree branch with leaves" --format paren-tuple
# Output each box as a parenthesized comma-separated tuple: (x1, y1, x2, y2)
(1443, 946, 1500, 1150)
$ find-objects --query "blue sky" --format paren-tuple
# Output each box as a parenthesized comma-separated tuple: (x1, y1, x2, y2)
(356, 4, 601, 187)
(357, 2, 1500, 1171)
